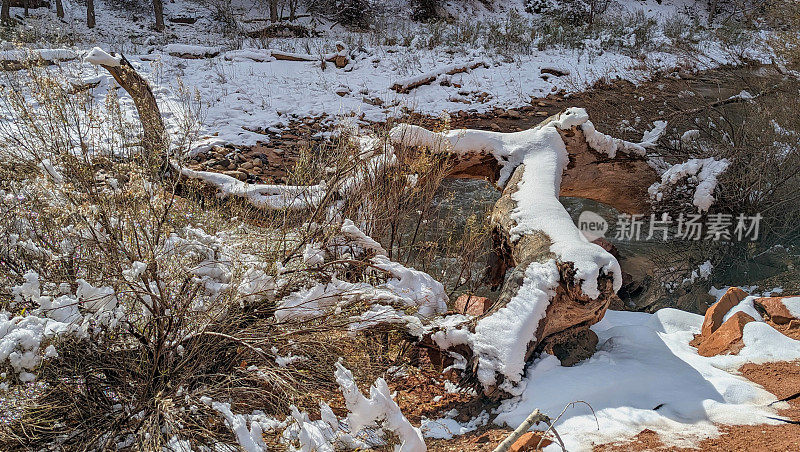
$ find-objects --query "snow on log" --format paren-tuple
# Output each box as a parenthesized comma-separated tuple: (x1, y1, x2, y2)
(270, 42, 350, 68)
(390, 60, 488, 94)
(179, 167, 326, 210)
(1, 48, 78, 70)
(389, 108, 664, 397)
(165, 44, 222, 59)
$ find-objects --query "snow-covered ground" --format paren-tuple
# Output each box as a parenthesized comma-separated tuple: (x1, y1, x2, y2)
(2, 0, 773, 156)
(416, 307, 800, 450)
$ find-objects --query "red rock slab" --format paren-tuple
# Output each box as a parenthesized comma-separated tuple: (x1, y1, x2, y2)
(454, 294, 493, 316)
(697, 311, 755, 357)
(753, 296, 800, 325)
(701, 287, 748, 337)
(509, 431, 553, 452)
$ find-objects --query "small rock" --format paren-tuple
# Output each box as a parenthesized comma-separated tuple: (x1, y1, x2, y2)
(335, 85, 350, 97)
(507, 109, 522, 119)
(535, 111, 549, 117)
(454, 294, 492, 316)
(241, 162, 254, 170)
(222, 170, 247, 181)
(540, 67, 570, 77)
(701, 287, 747, 337)
(695, 311, 755, 357)
(253, 158, 263, 167)
(490, 123, 502, 131)
(508, 431, 552, 452)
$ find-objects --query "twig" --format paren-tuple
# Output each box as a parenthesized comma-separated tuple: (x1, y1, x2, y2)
(493, 408, 566, 452)
(537, 400, 598, 450)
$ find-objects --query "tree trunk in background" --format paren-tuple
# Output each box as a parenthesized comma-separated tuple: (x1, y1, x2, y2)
(95, 56, 168, 163)
(55, 0, 64, 18)
(1, 0, 9, 24)
(268, 0, 278, 22)
(87, 0, 95, 28)
(153, 0, 164, 31)
(24, 0, 29, 16)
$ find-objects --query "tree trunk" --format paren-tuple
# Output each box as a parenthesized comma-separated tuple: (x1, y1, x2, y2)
(153, 0, 164, 31)
(1, 0, 11, 24)
(94, 55, 168, 164)
(55, 0, 63, 18)
(87, 0, 95, 28)
(386, 116, 656, 398)
(268, 0, 278, 22)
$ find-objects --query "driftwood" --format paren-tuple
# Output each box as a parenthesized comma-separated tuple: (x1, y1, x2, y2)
(0, 50, 77, 71)
(273, 43, 349, 69)
(394, 116, 658, 397)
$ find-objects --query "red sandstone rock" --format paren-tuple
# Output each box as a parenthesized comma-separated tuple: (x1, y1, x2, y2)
(701, 287, 748, 337)
(454, 294, 493, 316)
(508, 431, 553, 452)
(696, 311, 755, 357)
(753, 297, 800, 325)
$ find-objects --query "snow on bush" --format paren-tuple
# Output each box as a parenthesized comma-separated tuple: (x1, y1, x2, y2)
(334, 361, 426, 451)
(648, 157, 730, 212)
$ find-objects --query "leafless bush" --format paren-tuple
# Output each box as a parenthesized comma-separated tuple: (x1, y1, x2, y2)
(0, 56, 492, 448)
(649, 77, 800, 289)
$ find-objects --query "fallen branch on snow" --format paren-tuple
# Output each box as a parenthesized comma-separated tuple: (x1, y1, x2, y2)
(390, 60, 488, 93)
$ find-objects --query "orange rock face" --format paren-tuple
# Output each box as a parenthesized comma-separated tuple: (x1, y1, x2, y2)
(753, 297, 800, 325)
(701, 287, 748, 337)
(696, 311, 755, 357)
(454, 294, 493, 316)
(508, 431, 553, 452)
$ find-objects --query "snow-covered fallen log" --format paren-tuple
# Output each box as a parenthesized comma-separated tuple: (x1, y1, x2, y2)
(390, 60, 488, 94)
(389, 109, 665, 397)
(165, 44, 222, 59)
(84, 50, 667, 398)
(0, 48, 78, 70)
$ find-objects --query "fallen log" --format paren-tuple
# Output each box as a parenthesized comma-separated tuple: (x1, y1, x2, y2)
(390, 60, 488, 94)
(0, 48, 77, 71)
(389, 110, 663, 397)
(165, 44, 221, 59)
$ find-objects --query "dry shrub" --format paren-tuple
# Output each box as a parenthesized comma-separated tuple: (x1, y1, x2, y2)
(0, 56, 492, 449)
(648, 74, 800, 291)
